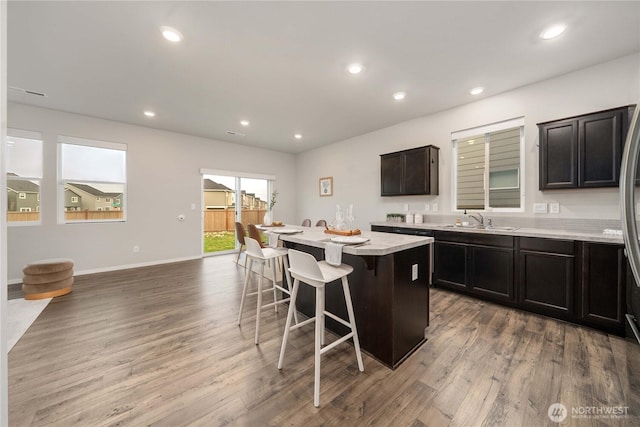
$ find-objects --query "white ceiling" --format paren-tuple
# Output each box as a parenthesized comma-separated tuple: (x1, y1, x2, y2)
(7, 1, 640, 154)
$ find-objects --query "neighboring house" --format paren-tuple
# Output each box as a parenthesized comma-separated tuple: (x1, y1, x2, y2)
(63, 188, 82, 211)
(7, 173, 40, 212)
(203, 179, 234, 209)
(64, 183, 123, 211)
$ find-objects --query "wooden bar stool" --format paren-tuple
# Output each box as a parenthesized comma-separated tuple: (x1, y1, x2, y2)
(237, 237, 297, 344)
(278, 249, 364, 407)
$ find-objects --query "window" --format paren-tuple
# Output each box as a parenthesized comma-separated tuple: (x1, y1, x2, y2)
(453, 118, 524, 211)
(59, 136, 127, 223)
(7, 130, 43, 224)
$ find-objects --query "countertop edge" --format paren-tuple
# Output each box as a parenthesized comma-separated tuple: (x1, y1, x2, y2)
(370, 222, 625, 245)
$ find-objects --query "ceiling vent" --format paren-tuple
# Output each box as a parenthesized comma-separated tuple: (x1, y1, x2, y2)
(226, 131, 245, 137)
(9, 86, 47, 97)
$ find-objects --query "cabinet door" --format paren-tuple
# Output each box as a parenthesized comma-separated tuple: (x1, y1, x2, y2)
(403, 147, 428, 195)
(468, 245, 514, 301)
(539, 119, 578, 189)
(579, 110, 624, 187)
(519, 250, 574, 319)
(381, 152, 403, 195)
(433, 241, 466, 290)
(580, 243, 625, 331)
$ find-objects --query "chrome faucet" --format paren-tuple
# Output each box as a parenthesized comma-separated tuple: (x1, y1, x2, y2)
(468, 212, 484, 228)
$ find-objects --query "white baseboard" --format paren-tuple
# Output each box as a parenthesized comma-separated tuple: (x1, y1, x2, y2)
(7, 255, 203, 285)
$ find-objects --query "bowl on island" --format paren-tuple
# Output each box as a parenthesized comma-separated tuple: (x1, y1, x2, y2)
(272, 221, 283, 226)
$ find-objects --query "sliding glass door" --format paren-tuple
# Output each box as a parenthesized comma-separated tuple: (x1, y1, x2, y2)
(202, 172, 271, 255)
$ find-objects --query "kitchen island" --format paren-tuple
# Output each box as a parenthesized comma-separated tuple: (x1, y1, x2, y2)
(274, 227, 433, 369)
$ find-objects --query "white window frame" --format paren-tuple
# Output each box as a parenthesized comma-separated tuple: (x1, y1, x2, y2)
(18, 193, 26, 199)
(19, 207, 31, 212)
(71, 196, 78, 203)
(452, 117, 525, 213)
(58, 135, 127, 224)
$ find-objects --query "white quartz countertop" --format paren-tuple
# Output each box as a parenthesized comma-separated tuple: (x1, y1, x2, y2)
(264, 225, 433, 256)
(370, 221, 625, 244)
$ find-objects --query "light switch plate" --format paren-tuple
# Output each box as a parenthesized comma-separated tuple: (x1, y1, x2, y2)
(424, 204, 430, 211)
(431, 203, 438, 212)
(549, 203, 559, 214)
(533, 203, 548, 214)
(412, 264, 418, 281)
(404, 204, 409, 211)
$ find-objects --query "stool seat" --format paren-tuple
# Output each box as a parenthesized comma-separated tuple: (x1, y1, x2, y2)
(278, 249, 364, 407)
(22, 259, 74, 300)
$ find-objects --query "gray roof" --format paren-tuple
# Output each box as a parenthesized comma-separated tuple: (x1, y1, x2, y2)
(204, 179, 232, 191)
(7, 173, 40, 193)
(65, 183, 120, 198)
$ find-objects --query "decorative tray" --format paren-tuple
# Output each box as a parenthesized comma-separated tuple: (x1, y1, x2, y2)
(261, 223, 285, 227)
(324, 228, 361, 236)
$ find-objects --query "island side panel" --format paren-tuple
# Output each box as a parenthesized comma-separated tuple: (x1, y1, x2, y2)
(392, 244, 430, 366)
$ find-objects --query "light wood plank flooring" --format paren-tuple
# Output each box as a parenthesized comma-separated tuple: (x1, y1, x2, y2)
(8, 254, 640, 426)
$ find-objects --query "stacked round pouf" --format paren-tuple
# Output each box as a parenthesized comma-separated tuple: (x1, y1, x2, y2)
(22, 259, 74, 300)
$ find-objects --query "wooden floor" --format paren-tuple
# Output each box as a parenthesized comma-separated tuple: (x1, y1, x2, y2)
(8, 254, 640, 426)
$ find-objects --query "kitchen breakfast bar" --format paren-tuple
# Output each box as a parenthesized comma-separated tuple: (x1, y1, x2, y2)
(274, 227, 433, 369)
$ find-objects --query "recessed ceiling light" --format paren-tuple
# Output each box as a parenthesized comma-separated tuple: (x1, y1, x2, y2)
(144, 110, 156, 117)
(161, 26, 183, 42)
(393, 92, 406, 101)
(294, 134, 303, 140)
(540, 24, 566, 40)
(470, 87, 484, 95)
(347, 63, 364, 74)
(240, 120, 250, 127)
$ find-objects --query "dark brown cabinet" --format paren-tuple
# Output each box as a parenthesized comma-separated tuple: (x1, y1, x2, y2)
(538, 105, 635, 190)
(578, 243, 625, 333)
(433, 231, 514, 303)
(518, 237, 575, 320)
(380, 145, 439, 196)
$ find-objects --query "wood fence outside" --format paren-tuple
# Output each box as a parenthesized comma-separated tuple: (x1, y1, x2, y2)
(204, 208, 267, 232)
(8, 211, 124, 222)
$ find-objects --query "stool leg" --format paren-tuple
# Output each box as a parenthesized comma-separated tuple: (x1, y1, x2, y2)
(281, 256, 299, 325)
(320, 285, 326, 346)
(278, 278, 300, 369)
(237, 258, 253, 325)
(255, 262, 265, 345)
(342, 277, 364, 372)
(314, 285, 323, 407)
(271, 259, 278, 313)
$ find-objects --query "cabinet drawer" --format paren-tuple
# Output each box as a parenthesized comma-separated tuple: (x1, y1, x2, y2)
(519, 237, 574, 255)
(435, 231, 513, 248)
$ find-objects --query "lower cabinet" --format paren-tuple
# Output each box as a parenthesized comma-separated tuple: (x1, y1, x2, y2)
(578, 242, 626, 332)
(518, 237, 575, 321)
(433, 231, 514, 303)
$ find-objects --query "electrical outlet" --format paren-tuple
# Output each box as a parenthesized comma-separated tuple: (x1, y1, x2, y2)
(133, 245, 140, 253)
(404, 204, 409, 211)
(412, 264, 418, 281)
(424, 204, 430, 212)
(191, 203, 196, 210)
(549, 203, 560, 214)
(533, 203, 548, 214)
(431, 203, 438, 212)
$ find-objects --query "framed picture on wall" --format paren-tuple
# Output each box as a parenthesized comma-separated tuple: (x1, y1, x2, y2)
(319, 177, 333, 197)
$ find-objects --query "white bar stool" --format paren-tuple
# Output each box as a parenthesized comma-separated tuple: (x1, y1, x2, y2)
(278, 249, 364, 407)
(237, 237, 297, 344)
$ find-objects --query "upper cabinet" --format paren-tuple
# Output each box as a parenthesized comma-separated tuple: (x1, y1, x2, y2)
(538, 105, 636, 190)
(380, 145, 439, 196)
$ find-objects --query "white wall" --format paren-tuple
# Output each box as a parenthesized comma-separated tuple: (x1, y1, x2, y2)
(7, 103, 297, 281)
(296, 53, 640, 229)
